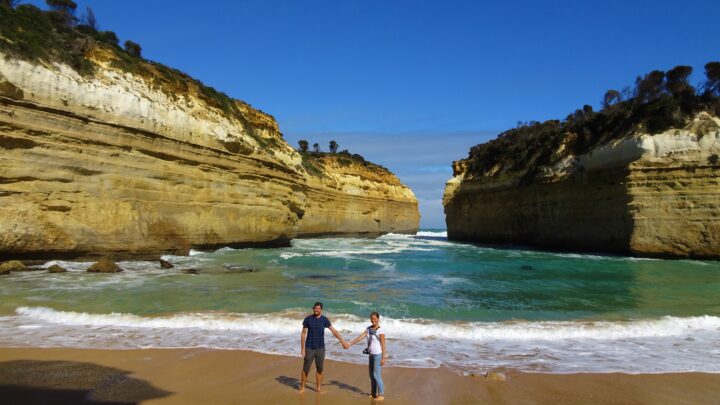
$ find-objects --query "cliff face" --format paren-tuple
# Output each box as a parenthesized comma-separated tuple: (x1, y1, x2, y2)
(444, 114, 720, 259)
(298, 154, 420, 237)
(0, 51, 418, 259)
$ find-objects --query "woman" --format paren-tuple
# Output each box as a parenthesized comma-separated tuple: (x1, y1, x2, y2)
(348, 311, 386, 401)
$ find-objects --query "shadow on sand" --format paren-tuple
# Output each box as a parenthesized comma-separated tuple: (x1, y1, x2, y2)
(0, 360, 173, 405)
(328, 380, 365, 395)
(276, 375, 366, 396)
(276, 375, 306, 391)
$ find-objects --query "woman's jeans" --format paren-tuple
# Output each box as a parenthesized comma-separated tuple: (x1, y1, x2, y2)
(368, 354, 384, 396)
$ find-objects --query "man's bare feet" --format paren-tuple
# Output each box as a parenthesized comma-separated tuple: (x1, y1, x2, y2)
(298, 386, 304, 394)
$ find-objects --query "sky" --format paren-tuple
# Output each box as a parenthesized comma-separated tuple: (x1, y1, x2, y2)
(25, 0, 720, 228)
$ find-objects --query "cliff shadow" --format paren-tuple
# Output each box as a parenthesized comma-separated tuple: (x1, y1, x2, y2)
(0, 360, 173, 404)
(443, 167, 648, 318)
(446, 166, 636, 256)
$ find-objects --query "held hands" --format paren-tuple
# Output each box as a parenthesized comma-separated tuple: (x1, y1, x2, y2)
(341, 341, 350, 350)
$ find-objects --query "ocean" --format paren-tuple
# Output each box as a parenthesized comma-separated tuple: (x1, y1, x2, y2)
(1, 231, 719, 374)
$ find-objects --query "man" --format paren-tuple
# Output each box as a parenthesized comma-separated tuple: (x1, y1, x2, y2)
(300, 302, 348, 393)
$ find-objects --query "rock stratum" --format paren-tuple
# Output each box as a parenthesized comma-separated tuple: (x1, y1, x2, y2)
(444, 113, 720, 259)
(0, 50, 418, 259)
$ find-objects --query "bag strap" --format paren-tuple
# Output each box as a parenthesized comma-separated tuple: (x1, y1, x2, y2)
(366, 326, 379, 350)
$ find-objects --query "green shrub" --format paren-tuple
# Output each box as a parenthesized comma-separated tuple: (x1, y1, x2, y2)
(97, 30, 119, 46)
(0, 3, 274, 148)
(463, 62, 720, 181)
(705, 62, 720, 95)
(124, 40, 141, 58)
(297, 140, 309, 152)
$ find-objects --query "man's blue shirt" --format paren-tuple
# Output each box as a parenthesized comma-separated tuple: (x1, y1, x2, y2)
(303, 315, 331, 349)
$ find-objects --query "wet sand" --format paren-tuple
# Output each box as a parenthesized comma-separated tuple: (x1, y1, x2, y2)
(0, 347, 719, 404)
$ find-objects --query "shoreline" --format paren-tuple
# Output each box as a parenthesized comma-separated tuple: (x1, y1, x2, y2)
(0, 230, 433, 263)
(5, 229, 719, 266)
(1, 347, 719, 404)
(4, 298, 720, 374)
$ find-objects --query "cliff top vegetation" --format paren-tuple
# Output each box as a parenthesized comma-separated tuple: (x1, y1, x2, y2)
(0, 1, 280, 148)
(295, 139, 393, 178)
(460, 62, 720, 183)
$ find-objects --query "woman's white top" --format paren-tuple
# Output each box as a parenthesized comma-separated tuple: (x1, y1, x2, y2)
(366, 325, 385, 355)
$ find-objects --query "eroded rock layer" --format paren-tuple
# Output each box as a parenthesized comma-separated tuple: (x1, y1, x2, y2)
(0, 52, 418, 259)
(444, 115, 720, 259)
(298, 154, 420, 237)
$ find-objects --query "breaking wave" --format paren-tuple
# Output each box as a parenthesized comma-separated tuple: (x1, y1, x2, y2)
(415, 231, 448, 238)
(4, 307, 720, 373)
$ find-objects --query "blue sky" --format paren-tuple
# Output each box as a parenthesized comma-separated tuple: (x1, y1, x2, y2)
(26, 0, 720, 228)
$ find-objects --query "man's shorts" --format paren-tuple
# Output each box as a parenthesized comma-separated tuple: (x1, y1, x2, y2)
(303, 347, 326, 374)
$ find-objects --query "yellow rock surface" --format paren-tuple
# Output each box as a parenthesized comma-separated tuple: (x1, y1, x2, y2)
(444, 114, 720, 259)
(298, 154, 419, 237)
(0, 51, 418, 259)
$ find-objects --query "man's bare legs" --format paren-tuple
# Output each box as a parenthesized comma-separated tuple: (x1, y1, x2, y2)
(299, 371, 307, 393)
(299, 370, 323, 394)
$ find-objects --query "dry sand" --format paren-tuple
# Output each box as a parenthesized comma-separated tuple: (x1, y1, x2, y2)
(0, 347, 719, 404)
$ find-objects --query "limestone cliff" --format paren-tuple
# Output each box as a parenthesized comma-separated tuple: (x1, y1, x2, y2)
(0, 48, 418, 259)
(298, 154, 419, 237)
(444, 113, 720, 259)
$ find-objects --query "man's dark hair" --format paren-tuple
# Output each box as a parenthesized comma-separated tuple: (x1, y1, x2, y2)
(313, 302, 323, 309)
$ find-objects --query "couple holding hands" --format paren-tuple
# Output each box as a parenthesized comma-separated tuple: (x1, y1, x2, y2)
(300, 302, 387, 401)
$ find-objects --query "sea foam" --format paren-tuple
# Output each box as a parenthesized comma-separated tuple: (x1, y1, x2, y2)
(5, 307, 720, 374)
(415, 230, 448, 238)
(14, 307, 720, 341)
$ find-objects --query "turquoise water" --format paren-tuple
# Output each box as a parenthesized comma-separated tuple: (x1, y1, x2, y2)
(1, 231, 720, 373)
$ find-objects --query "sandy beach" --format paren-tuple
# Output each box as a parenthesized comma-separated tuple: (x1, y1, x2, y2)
(0, 347, 718, 404)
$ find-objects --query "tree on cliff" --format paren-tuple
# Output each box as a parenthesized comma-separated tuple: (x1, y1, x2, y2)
(602, 90, 621, 109)
(313, 143, 321, 153)
(704, 62, 720, 96)
(568, 105, 593, 124)
(665, 65, 694, 98)
(98, 31, 119, 46)
(83, 6, 98, 30)
(329, 140, 338, 153)
(634, 70, 666, 104)
(298, 140, 309, 152)
(124, 40, 142, 58)
(1, 0, 22, 9)
(46, 0, 77, 26)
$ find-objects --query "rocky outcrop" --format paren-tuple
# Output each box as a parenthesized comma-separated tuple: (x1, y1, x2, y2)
(444, 114, 720, 259)
(87, 259, 123, 273)
(0, 49, 418, 260)
(47, 264, 67, 273)
(0, 260, 25, 274)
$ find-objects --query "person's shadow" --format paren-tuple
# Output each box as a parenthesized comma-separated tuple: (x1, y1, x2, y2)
(0, 359, 173, 404)
(328, 379, 366, 395)
(276, 376, 308, 391)
(276, 376, 366, 396)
